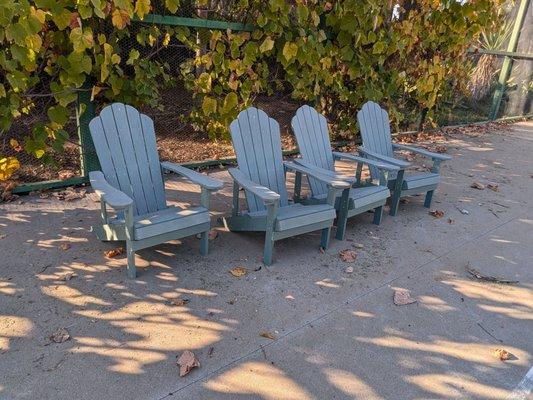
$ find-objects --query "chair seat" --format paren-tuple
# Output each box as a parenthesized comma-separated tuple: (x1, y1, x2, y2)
(388, 172, 440, 191)
(111, 206, 210, 240)
(249, 203, 336, 232)
(314, 185, 390, 209)
(402, 172, 440, 190)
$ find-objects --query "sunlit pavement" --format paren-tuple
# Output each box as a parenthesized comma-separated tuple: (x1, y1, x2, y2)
(1, 121, 532, 399)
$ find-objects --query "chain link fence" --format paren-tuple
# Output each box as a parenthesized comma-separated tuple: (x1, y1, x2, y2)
(4, 2, 532, 193)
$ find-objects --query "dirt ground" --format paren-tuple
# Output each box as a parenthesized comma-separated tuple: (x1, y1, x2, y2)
(0, 121, 532, 400)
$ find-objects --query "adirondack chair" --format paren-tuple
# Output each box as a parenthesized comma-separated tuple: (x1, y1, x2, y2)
(222, 107, 350, 265)
(291, 105, 399, 240)
(88, 103, 223, 278)
(357, 101, 452, 216)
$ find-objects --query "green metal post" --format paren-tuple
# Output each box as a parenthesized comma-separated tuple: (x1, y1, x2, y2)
(76, 82, 99, 176)
(489, 0, 531, 119)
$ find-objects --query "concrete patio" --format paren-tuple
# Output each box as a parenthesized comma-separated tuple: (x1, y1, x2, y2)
(0, 121, 532, 400)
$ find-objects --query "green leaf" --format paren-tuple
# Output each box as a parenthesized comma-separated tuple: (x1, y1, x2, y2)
(47, 105, 69, 126)
(282, 42, 299, 62)
(201, 96, 217, 115)
(260, 37, 275, 53)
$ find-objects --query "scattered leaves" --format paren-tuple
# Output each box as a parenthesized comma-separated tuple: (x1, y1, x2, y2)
(260, 331, 276, 340)
(52, 187, 86, 201)
(229, 266, 247, 277)
(393, 289, 417, 306)
(104, 247, 125, 258)
(176, 350, 200, 377)
(50, 328, 70, 343)
(58, 170, 75, 180)
(470, 182, 485, 190)
(434, 145, 447, 153)
(339, 249, 357, 262)
(493, 348, 512, 361)
(428, 210, 444, 218)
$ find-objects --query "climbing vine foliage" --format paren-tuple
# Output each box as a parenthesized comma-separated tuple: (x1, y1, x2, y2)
(0, 0, 503, 180)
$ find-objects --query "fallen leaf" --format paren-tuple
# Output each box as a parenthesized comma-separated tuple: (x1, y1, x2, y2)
(52, 187, 86, 201)
(345, 266, 354, 273)
(260, 331, 276, 340)
(487, 182, 499, 192)
(340, 249, 357, 262)
(59, 243, 71, 251)
(0, 234, 6, 240)
(208, 230, 219, 240)
(104, 247, 125, 258)
(62, 272, 77, 281)
(207, 347, 214, 357)
(393, 289, 417, 306)
(428, 210, 444, 218)
(447, 218, 454, 224)
(58, 170, 75, 180)
(50, 328, 70, 343)
(319, 247, 325, 254)
(229, 266, 247, 277)
(493, 348, 512, 361)
(176, 350, 200, 377)
(470, 182, 485, 190)
(169, 298, 189, 306)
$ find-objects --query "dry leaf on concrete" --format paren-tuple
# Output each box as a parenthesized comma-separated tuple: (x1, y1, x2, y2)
(260, 331, 276, 340)
(176, 350, 200, 377)
(428, 210, 444, 218)
(447, 218, 455, 224)
(50, 328, 70, 343)
(229, 267, 247, 277)
(493, 348, 512, 361)
(169, 298, 189, 307)
(104, 247, 125, 258)
(393, 289, 417, 306)
(340, 249, 357, 263)
(470, 182, 485, 190)
(487, 182, 499, 192)
(208, 230, 219, 240)
(62, 272, 77, 281)
(59, 243, 71, 251)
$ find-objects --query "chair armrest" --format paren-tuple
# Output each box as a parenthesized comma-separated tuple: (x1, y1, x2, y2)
(284, 161, 351, 189)
(293, 159, 356, 184)
(392, 143, 452, 161)
(332, 151, 399, 172)
(161, 162, 223, 190)
(89, 171, 133, 210)
(358, 147, 411, 168)
(228, 168, 280, 204)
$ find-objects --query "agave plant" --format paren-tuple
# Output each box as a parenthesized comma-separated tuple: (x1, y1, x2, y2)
(467, 17, 513, 102)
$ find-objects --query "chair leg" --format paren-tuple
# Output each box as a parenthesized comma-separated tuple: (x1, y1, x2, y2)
(126, 241, 136, 279)
(200, 230, 209, 255)
(335, 189, 350, 240)
(263, 232, 275, 266)
(373, 205, 384, 225)
(424, 190, 434, 208)
(321, 227, 331, 249)
(389, 170, 404, 216)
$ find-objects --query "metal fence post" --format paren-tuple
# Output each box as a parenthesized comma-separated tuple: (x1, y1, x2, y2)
(489, 0, 531, 120)
(76, 81, 100, 176)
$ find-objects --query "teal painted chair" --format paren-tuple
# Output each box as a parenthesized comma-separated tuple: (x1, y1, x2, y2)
(222, 107, 350, 265)
(357, 101, 452, 216)
(291, 105, 399, 240)
(88, 103, 223, 278)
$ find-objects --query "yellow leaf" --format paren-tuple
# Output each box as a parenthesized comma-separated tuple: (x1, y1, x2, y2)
(112, 9, 131, 29)
(162, 32, 171, 46)
(134, 0, 151, 19)
(0, 157, 20, 181)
